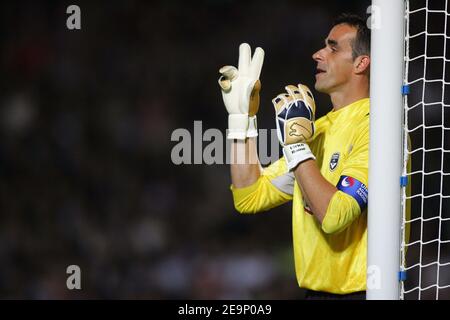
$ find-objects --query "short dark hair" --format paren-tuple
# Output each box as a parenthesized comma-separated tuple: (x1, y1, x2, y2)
(333, 13, 370, 60)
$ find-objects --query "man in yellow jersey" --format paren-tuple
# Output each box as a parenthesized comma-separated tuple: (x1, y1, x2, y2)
(218, 14, 371, 299)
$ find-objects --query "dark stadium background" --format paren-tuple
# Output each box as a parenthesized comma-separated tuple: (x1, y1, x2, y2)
(1, 0, 447, 299)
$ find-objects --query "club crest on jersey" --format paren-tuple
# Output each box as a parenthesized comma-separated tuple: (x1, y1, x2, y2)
(329, 152, 340, 171)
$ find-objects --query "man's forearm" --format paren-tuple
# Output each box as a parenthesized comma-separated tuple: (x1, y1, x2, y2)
(230, 138, 262, 188)
(293, 159, 337, 223)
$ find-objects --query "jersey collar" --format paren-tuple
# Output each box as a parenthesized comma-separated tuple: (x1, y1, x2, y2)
(326, 98, 370, 124)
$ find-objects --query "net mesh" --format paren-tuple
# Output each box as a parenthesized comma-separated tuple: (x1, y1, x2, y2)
(401, 0, 450, 300)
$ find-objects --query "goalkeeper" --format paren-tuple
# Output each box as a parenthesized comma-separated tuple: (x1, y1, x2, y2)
(219, 14, 371, 299)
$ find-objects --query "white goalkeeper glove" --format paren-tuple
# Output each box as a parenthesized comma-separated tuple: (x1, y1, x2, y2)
(218, 43, 264, 140)
(272, 84, 317, 171)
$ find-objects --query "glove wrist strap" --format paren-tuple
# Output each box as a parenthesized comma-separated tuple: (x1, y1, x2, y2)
(227, 114, 249, 140)
(246, 116, 258, 138)
(283, 143, 315, 171)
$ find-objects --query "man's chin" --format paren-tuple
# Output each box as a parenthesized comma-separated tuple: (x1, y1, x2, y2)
(314, 82, 327, 93)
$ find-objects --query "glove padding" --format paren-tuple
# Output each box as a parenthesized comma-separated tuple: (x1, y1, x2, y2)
(272, 84, 317, 171)
(219, 43, 264, 139)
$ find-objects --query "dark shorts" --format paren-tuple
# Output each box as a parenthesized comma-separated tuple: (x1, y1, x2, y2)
(304, 290, 366, 300)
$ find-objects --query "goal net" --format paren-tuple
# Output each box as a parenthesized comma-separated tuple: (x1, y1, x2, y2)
(401, 0, 450, 300)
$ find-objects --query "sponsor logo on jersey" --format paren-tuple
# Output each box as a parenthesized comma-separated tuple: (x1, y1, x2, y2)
(329, 152, 340, 171)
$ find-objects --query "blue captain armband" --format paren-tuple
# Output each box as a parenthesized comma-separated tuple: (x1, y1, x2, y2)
(336, 176, 368, 211)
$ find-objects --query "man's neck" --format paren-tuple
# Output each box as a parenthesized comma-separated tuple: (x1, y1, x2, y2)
(329, 81, 369, 111)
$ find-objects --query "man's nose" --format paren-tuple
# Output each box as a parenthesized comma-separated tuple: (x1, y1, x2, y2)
(312, 48, 323, 62)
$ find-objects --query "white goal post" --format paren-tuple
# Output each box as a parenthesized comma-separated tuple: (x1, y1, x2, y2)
(368, 0, 450, 300)
(367, 0, 405, 300)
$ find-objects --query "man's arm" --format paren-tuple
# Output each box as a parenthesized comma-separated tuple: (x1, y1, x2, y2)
(218, 44, 293, 214)
(270, 83, 338, 224)
(292, 116, 370, 232)
(230, 138, 262, 188)
(218, 43, 265, 188)
(293, 159, 337, 223)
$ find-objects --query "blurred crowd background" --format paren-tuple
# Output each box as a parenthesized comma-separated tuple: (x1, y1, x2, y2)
(0, 0, 448, 299)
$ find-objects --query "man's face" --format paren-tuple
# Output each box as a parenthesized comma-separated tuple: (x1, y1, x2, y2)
(312, 24, 357, 94)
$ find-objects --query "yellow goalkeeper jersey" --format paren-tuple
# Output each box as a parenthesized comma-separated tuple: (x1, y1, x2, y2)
(231, 98, 370, 294)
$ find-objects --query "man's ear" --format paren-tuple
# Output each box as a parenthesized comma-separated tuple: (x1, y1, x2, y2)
(354, 55, 370, 75)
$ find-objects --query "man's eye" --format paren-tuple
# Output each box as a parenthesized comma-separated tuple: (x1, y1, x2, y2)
(331, 47, 337, 52)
